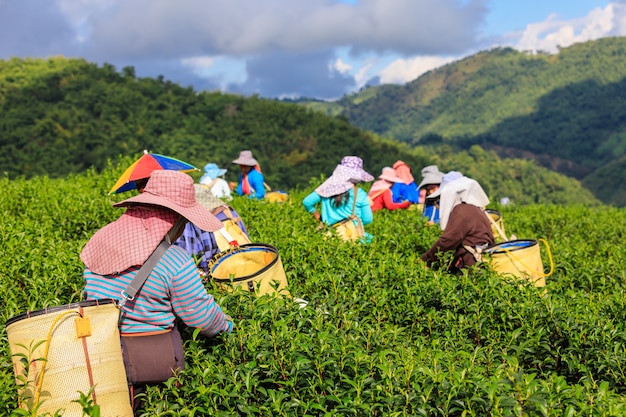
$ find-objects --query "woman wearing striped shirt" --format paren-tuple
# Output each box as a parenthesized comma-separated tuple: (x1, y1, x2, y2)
(80, 170, 233, 411)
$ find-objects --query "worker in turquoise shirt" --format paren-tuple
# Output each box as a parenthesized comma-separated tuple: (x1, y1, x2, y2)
(303, 156, 374, 241)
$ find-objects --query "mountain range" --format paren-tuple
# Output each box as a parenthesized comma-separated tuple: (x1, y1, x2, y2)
(297, 37, 626, 206)
(0, 48, 612, 207)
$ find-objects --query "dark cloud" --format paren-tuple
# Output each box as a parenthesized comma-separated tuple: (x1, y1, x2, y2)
(81, 0, 489, 61)
(232, 50, 356, 99)
(0, 0, 76, 57)
(0, 0, 490, 100)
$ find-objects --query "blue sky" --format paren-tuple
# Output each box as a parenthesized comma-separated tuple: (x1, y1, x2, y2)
(484, 1, 611, 35)
(0, 0, 622, 100)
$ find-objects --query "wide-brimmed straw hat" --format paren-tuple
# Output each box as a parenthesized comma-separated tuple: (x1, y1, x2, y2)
(194, 183, 227, 212)
(418, 165, 444, 190)
(81, 171, 223, 275)
(114, 170, 223, 232)
(427, 171, 463, 199)
(200, 163, 227, 182)
(315, 156, 374, 197)
(378, 166, 403, 183)
(232, 150, 258, 166)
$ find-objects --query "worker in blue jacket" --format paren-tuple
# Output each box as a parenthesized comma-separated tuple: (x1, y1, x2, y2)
(230, 150, 266, 199)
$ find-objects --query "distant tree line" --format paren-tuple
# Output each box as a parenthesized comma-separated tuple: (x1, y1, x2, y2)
(0, 57, 599, 206)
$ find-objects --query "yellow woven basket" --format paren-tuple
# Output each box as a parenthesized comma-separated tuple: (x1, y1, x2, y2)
(209, 243, 289, 297)
(5, 299, 132, 416)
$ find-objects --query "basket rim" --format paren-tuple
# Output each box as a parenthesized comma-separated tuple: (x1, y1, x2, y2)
(485, 239, 538, 253)
(209, 243, 280, 282)
(5, 298, 117, 327)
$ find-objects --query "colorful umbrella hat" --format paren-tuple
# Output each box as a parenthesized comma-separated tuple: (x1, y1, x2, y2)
(109, 150, 198, 194)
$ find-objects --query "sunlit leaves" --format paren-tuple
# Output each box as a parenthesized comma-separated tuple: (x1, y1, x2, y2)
(1, 172, 626, 415)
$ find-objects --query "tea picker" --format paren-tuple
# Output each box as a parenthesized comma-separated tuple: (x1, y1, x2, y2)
(420, 171, 494, 273)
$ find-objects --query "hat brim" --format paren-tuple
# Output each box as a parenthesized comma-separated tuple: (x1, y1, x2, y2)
(114, 193, 223, 232)
(418, 179, 440, 190)
(427, 187, 442, 199)
(315, 178, 354, 198)
(194, 184, 227, 212)
(340, 166, 374, 183)
(207, 168, 227, 177)
(380, 172, 402, 183)
(418, 171, 444, 189)
(232, 158, 258, 166)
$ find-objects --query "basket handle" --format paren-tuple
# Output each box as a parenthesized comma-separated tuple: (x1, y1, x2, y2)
(538, 238, 554, 278)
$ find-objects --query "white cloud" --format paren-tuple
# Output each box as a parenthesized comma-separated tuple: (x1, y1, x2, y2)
(181, 56, 216, 70)
(607, 2, 626, 36)
(515, 3, 624, 53)
(2, 0, 625, 100)
(378, 55, 458, 85)
(331, 58, 352, 74)
(353, 61, 375, 87)
(180, 55, 247, 89)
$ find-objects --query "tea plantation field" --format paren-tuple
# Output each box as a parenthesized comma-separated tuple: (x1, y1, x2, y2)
(1, 166, 625, 416)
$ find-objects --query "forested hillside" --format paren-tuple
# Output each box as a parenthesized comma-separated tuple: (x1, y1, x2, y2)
(0, 57, 428, 191)
(0, 57, 598, 206)
(300, 37, 626, 206)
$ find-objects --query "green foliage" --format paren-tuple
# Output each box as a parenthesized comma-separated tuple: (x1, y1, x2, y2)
(582, 155, 626, 207)
(72, 387, 100, 417)
(1, 171, 626, 415)
(0, 56, 428, 195)
(427, 145, 600, 206)
(0, 55, 601, 208)
(303, 38, 626, 206)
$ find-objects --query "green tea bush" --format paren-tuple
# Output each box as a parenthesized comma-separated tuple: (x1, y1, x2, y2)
(1, 167, 625, 416)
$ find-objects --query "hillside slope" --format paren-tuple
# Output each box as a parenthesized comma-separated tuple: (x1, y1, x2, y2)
(0, 57, 430, 191)
(301, 37, 626, 206)
(0, 57, 598, 206)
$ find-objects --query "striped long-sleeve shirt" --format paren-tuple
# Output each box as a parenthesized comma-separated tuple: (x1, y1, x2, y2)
(83, 245, 233, 336)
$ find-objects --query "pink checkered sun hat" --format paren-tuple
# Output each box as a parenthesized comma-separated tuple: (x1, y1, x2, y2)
(315, 156, 373, 197)
(113, 170, 223, 232)
(81, 207, 178, 274)
(80, 170, 222, 275)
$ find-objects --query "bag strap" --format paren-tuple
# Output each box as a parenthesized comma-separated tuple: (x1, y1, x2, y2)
(368, 189, 386, 202)
(462, 244, 483, 263)
(221, 206, 241, 222)
(484, 210, 508, 241)
(120, 217, 185, 307)
(201, 179, 219, 190)
(350, 186, 358, 218)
